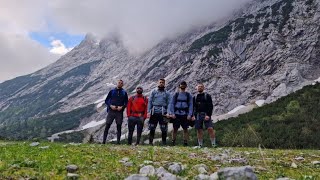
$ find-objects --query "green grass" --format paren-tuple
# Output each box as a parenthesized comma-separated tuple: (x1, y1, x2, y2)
(0, 141, 319, 179)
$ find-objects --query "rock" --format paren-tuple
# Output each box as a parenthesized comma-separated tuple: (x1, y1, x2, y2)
(39, 146, 49, 149)
(291, 162, 298, 168)
(276, 178, 293, 180)
(192, 164, 209, 174)
(30, 142, 40, 147)
(228, 158, 247, 164)
(156, 167, 178, 180)
(119, 157, 130, 163)
(66, 165, 78, 173)
(294, 156, 305, 161)
(195, 174, 210, 180)
(124, 161, 133, 167)
(189, 153, 197, 158)
(139, 165, 155, 176)
(218, 166, 257, 180)
(67, 173, 79, 179)
(168, 162, 183, 174)
(125, 174, 149, 180)
(312, 161, 320, 165)
(210, 172, 219, 180)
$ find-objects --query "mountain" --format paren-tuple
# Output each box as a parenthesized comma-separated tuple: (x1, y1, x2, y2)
(1, 0, 320, 141)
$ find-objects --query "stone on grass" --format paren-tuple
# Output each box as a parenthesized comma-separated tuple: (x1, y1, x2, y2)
(139, 165, 155, 176)
(66, 164, 78, 173)
(218, 166, 257, 180)
(125, 174, 149, 180)
(30, 142, 40, 147)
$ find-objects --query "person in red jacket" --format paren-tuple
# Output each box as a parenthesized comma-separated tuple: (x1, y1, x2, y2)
(126, 86, 148, 145)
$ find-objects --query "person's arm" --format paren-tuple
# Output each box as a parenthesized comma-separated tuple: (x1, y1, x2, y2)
(166, 92, 172, 114)
(122, 91, 129, 110)
(143, 97, 148, 119)
(193, 95, 197, 115)
(188, 93, 193, 117)
(206, 94, 213, 117)
(169, 93, 176, 115)
(127, 97, 132, 117)
(105, 90, 113, 108)
(147, 90, 154, 113)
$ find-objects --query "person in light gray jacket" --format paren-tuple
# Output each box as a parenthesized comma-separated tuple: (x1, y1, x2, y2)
(147, 78, 171, 145)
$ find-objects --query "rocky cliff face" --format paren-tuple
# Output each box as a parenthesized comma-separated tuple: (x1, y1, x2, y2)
(0, 0, 319, 141)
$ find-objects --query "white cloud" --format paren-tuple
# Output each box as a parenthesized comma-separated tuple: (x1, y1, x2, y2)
(49, 39, 73, 55)
(0, 33, 59, 82)
(48, 0, 253, 53)
(0, 0, 253, 81)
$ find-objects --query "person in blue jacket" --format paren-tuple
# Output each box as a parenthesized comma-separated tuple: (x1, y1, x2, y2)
(102, 79, 128, 144)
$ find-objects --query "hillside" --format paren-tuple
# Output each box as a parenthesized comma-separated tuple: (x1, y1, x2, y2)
(215, 83, 320, 149)
(0, 141, 319, 179)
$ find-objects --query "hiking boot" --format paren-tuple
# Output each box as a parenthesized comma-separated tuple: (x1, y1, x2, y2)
(171, 140, 176, 146)
(162, 141, 167, 146)
(212, 144, 218, 148)
(183, 141, 188, 147)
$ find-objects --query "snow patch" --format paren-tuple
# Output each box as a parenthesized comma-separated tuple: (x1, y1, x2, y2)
(81, 120, 105, 130)
(255, 100, 265, 107)
(227, 105, 246, 114)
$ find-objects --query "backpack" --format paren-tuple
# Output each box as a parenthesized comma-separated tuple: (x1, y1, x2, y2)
(173, 92, 191, 112)
(132, 95, 147, 106)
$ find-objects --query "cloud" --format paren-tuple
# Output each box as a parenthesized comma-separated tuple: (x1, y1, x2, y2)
(0, 33, 58, 82)
(0, 0, 252, 82)
(48, 0, 253, 53)
(49, 39, 73, 55)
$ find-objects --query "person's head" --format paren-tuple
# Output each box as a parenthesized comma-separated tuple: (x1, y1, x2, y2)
(197, 83, 204, 93)
(136, 86, 143, 94)
(179, 81, 187, 91)
(117, 79, 124, 89)
(158, 78, 165, 88)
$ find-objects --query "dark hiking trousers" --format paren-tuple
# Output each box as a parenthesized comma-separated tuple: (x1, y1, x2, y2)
(127, 116, 144, 145)
(102, 110, 123, 144)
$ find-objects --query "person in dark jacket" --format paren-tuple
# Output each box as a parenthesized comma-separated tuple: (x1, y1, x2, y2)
(169, 81, 193, 146)
(126, 86, 148, 145)
(102, 79, 128, 144)
(192, 83, 216, 147)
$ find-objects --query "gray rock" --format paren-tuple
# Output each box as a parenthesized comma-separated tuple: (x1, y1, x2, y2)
(195, 174, 210, 180)
(30, 142, 40, 147)
(218, 166, 257, 180)
(209, 172, 219, 180)
(276, 178, 293, 180)
(66, 165, 78, 173)
(120, 157, 130, 163)
(294, 156, 305, 161)
(139, 165, 155, 176)
(168, 162, 183, 174)
(156, 167, 178, 180)
(228, 158, 247, 164)
(312, 161, 320, 165)
(39, 146, 49, 149)
(192, 164, 209, 174)
(67, 173, 79, 179)
(125, 174, 149, 180)
(124, 161, 134, 166)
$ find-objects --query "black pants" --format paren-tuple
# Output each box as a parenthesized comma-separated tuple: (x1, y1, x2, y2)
(148, 113, 168, 145)
(127, 116, 144, 145)
(102, 110, 123, 144)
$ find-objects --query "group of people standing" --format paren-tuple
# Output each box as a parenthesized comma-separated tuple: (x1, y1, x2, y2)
(102, 78, 216, 148)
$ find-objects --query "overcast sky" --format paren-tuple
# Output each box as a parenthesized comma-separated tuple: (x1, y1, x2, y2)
(0, 0, 252, 82)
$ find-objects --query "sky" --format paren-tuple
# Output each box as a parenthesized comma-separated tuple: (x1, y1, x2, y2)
(0, 0, 252, 83)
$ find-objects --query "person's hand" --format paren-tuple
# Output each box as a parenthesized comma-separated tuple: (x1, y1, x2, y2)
(117, 106, 123, 111)
(205, 115, 210, 121)
(171, 114, 176, 119)
(110, 105, 117, 110)
(187, 115, 191, 120)
(192, 116, 195, 121)
(166, 114, 171, 119)
(147, 113, 151, 118)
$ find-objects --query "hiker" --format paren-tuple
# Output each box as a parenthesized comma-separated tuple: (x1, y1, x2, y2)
(126, 86, 148, 145)
(169, 81, 193, 146)
(147, 78, 171, 146)
(102, 79, 128, 144)
(192, 83, 216, 147)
